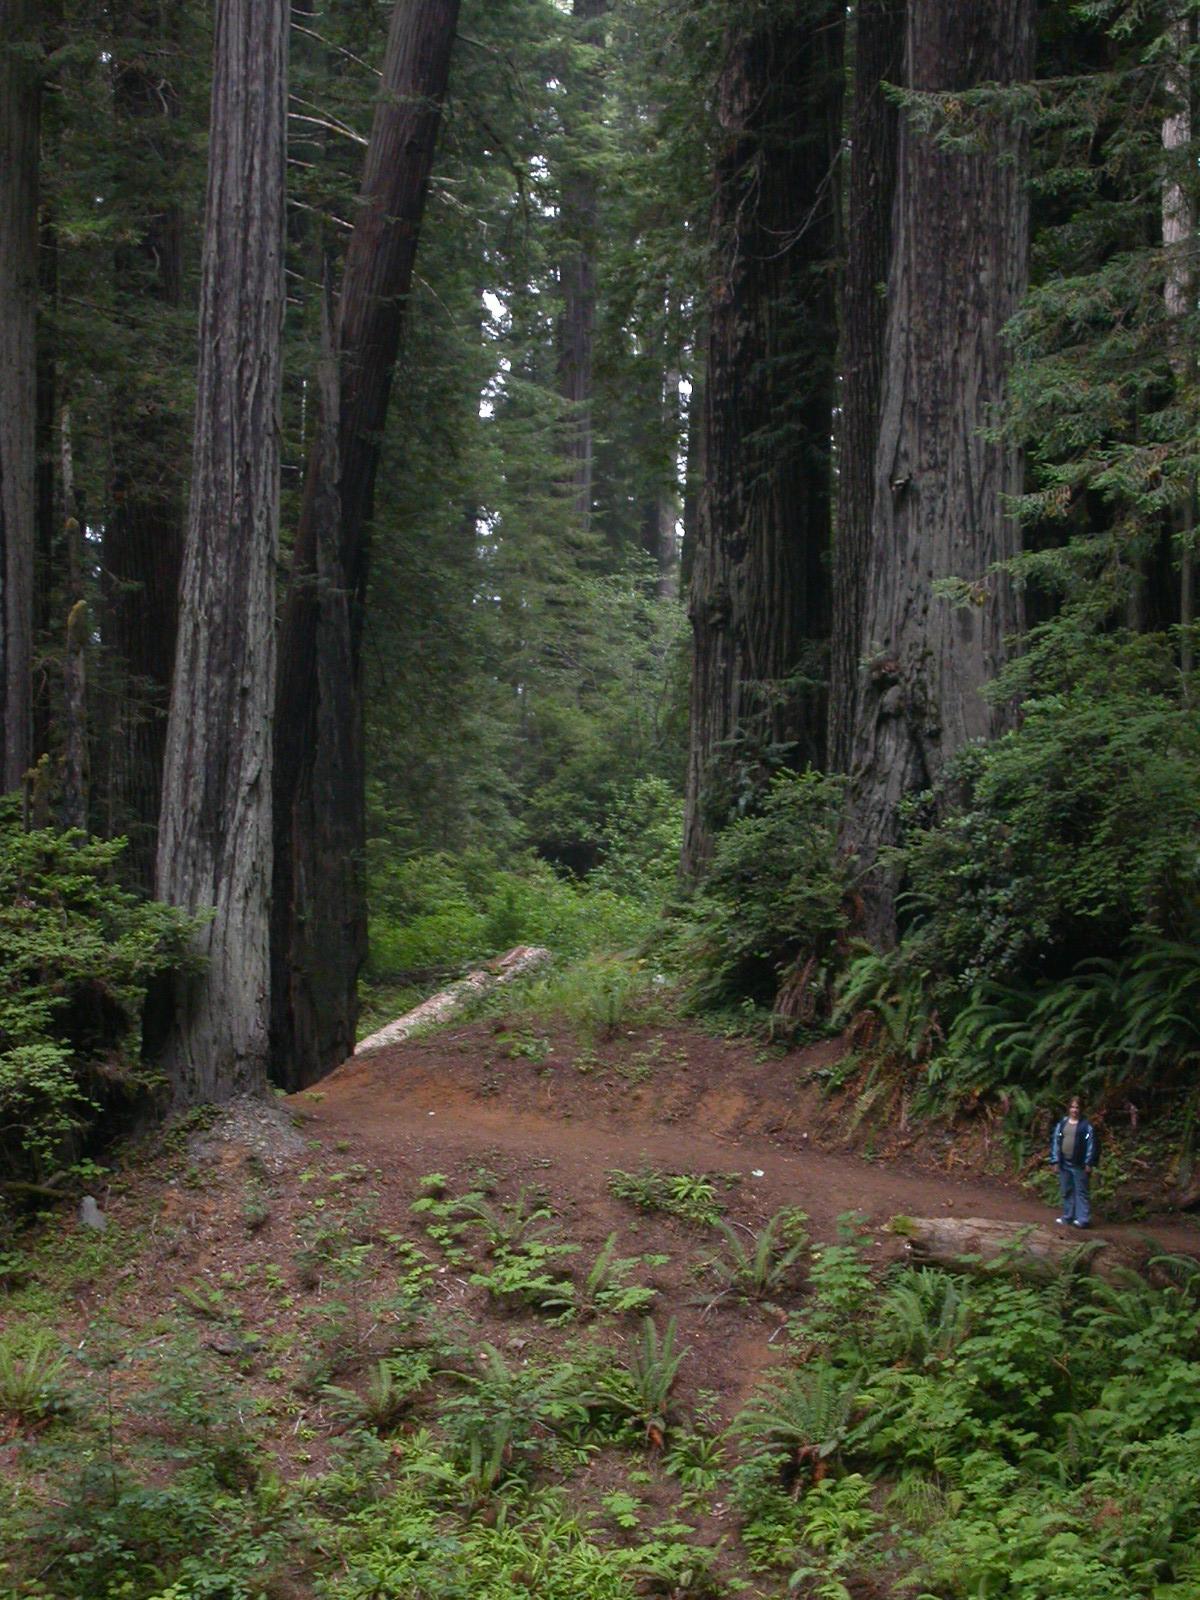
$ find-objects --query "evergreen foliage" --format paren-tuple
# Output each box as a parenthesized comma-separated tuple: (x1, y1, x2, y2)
(0, 817, 196, 1181)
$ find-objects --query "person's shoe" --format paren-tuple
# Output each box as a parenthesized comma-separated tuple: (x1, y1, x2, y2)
(1055, 1216, 1071, 1225)
(1071, 1220, 1090, 1229)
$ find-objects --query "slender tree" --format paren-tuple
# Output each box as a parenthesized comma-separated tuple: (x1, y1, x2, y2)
(0, 0, 41, 794)
(557, 0, 607, 532)
(842, 0, 1034, 942)
(682, 0, 843, 876)
(155, 0, 287, 1103)
(271, 0, 462, 1090)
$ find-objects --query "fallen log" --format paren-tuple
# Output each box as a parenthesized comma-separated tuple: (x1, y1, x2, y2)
(355, 945, 552, 1056)
(893, 1215, 1177, 1283)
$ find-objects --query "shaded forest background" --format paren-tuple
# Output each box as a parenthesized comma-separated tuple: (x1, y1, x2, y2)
(2, 0, 1200, 1183)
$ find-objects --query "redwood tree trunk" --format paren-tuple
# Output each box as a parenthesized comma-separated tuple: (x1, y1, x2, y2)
(0, 0, 41, 793)
(103, 0, 187, 886)
(682, 5, 843, 877)
(155, 0, 287, 1104)
(842, 0, 1033, 942)
(828, 0, 904, 775)
(271, 0, 461, 1090)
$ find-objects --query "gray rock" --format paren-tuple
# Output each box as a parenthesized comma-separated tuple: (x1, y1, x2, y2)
(79, 1195, 107, 1231)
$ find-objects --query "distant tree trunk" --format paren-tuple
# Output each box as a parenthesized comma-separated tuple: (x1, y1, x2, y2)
(33, 0, 62, 765)
(828, 0, 904, 774)
(681, 5, 843, 877)
(154, 0, 287, 1104)
(103, 0, 187, 887)
(679, 355, 705, 600)
(271, 0, 462, 1091)
(60, 407, 87, 832)
(1163, 5, 1194, 691)
(0, 0, 41, 793)
(842, 0, 1033, 942)
(557, 0, 607, 531)
(639, 342, 681, 599)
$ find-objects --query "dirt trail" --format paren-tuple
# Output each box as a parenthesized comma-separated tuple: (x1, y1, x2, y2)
(296, 1020, 1200, 1254)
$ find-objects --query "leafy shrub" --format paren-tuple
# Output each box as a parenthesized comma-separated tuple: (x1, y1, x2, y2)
(897, 630, 1200, 990)
(0, 821, 198, 1181)
(673, 770, 846, 1013)
(365, 847, 667, 991)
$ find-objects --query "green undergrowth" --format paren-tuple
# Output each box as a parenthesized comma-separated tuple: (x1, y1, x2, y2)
(3, 1144, 1199, 1599)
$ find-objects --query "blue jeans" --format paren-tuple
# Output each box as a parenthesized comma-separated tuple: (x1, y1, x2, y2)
(1057, 1164, 1091, 1225)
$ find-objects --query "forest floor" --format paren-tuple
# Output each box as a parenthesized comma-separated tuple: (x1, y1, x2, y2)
(5, 1014, 1200, 1596)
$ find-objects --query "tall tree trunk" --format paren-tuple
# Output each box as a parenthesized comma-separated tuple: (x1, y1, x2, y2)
(1163, 4, 1194, 692)
(828, 0, 904, 774)
(60, 406, 87, 832)
(681, 4, 843, 877)
(103, 0, 187, 887)
(271, 0, 461, 1091)
(557, 0, 607, 532)
(842, 0, 1033, 943)
(32, 0, 62, 767)
(0, 0, 41, 794)
(60, 406, 88, 832)
(679, 354, 705, 601)
(154, 0, 287, 1104)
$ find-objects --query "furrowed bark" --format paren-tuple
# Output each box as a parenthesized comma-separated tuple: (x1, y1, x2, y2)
(0, 0, 41, 794)
(155, 0, 287, 1104)
(682, 4, 843, 877)
(271, 0, 461, 1090)
(829, 0, 904, 775)
(103, 0, 188, 886)
(842, 0, 1033, 942)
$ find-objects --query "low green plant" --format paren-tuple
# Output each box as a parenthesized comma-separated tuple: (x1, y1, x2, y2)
(454, 1187, 556, 1253)
(663, 1424, 727, 1492)
(693, 1209, 809, 1309)
(871, 1266, 972, 1367)
(0, 1331, 72, 1424)
(607, 1166, 724, 1226)
(571, 1233, 665, 1319)
(322, 1352, 432, 1432)
(786, 1473, 880, 1600)
(581, 1316, 686, 1445)
(600, 1488, 645, 1530)
(735, 1361, 862, 1480)
(177, 1280, 234, 1322)
(469, 1238, 581, 1316)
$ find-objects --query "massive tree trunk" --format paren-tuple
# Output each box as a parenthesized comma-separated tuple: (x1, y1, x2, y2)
(557, 0, 607, 532)
(828, 0, 904, 775)
(103, 0, 187, 886)
(681, 5, 843, 877)
(270, 0, 461, 1091)
(842, 0, 1033, 941)
(0, 0, 41, 794)
(154, 0, 287, 1104)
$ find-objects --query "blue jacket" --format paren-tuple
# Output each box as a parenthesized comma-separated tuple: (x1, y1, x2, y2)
(1051, 1116, 1097, 1169)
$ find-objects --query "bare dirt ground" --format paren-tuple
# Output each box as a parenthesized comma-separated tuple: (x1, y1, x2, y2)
(306, 1017, 1196, 1249)
(288, 1018, 1199, 1416)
